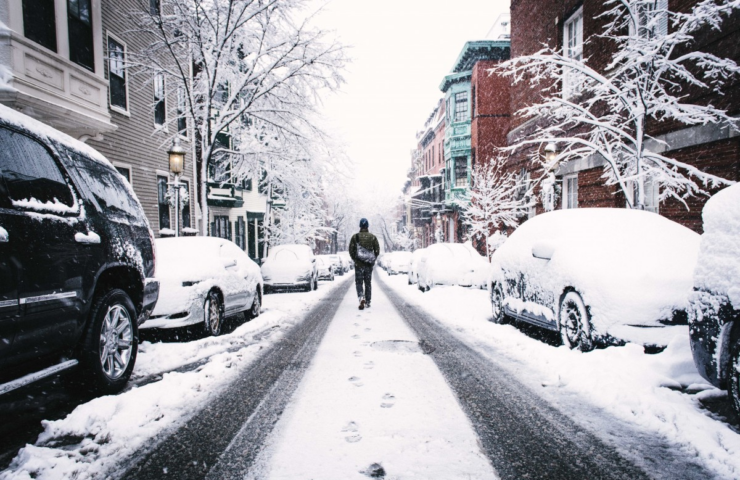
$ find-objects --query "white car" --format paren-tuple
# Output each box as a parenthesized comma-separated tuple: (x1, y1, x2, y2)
(144, 237, 263, 336)
(316, 257, 335, 281)
(417, 243, 488, 291)
(407, 248, 428, 285)
(385, 251, 413, 275)
(318, 254, 343, 275)
(489, 208, 699, 351)
(338, 251, 353, 270)
(261, 244, 318, 292)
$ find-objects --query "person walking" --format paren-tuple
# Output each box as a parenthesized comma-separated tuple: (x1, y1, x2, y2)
(349, 218, 380, 310)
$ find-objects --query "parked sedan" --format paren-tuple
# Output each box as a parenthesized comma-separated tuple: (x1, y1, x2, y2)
(261, 244, 318, 292)
(316, 257, 335, 281)
(385, 251, 413, 275)
(318, 254, 343, 276)
(418, 243, 488, 291)
(144, 237, 262, 336)
(407, 248, 427, 285)
(489, 208, 699, 351)
(688, 184, 740, 414)
(338, 251, 353, 271)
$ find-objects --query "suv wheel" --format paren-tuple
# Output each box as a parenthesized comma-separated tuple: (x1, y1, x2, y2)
(559, 291, 594, 352)
(80, 289, 137, 394)
(204, 291, 223, 336)
(490, 283, 506, 324)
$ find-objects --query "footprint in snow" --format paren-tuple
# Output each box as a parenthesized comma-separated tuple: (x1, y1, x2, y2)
(342, 421, 362, 443)
(364, 328, 371, 332)
(353, 351, 363, 357)
(354, 323, 360, 327)
(352, 334, 360, 339)
(364, 361, 375, 370)
(349, 376, 364, 387)
(381, 393, 396, 408)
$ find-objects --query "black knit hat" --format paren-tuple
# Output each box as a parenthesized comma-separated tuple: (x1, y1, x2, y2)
(359, 218, 369, 229)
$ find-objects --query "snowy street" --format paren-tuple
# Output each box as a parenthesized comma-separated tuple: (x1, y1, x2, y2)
(5, 269, 740, 479)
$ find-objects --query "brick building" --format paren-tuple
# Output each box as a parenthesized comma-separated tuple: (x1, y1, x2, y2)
(507, 0, 740, 233)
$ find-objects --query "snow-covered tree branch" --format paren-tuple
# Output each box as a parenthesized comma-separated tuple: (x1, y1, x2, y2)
(462, 158, 530, 260)
(497, 0, 740, 209)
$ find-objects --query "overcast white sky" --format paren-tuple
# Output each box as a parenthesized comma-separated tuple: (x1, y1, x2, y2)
(313, 0, 511, 195)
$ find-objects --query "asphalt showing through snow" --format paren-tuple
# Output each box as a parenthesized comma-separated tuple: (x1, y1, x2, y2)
(122, 279, 353, 480)
(376, 274, 650, 480)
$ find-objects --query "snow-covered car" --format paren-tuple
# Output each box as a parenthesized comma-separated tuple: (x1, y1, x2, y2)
(489, 208, 699, 351)
(407, 248, 428, 285)
(385, 251, 413, 275)
(261, 244, 318, 292)
(325, 254, 345, 275)
(338, 251, 353, 270)
(144, 237, 262, 336)
(0, 105, 158, 394)
(688, 184, 740, 414)
(417, 243, 488, 291)
(316, 257, 335, 281)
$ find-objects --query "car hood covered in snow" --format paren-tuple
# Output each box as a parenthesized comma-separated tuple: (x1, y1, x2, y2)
(490, 208, 700, 335)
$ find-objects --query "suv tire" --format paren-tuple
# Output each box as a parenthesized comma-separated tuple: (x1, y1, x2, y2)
(80, 288, 138, 394)
(204, 291, 224, 336)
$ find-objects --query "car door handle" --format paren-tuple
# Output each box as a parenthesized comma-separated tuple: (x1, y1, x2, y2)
(75, 231, 101, 244)
(0, 226, 8, 243)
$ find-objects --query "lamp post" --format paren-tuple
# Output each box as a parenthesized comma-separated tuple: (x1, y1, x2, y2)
(168, 137, 186, 237)
(544, 142, 558, 166)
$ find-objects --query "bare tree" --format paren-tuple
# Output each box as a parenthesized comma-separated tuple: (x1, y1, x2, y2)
(462, 158, 530, 260)
(498, 0, 740, 209)
(135, 0, 346, 234)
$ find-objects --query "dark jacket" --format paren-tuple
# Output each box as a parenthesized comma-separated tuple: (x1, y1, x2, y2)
(349, 229, 380, 267)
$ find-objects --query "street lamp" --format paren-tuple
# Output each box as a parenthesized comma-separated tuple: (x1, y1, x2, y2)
(544, 142, 558, 165)
(168, 138, 187, 237)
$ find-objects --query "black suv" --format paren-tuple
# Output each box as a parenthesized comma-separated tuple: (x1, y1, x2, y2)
(0, 105, 159, 394)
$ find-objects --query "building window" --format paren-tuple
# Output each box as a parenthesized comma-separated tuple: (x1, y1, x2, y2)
(150, 0, 160, 15)
(562, 6, 583, 98)
(23, 0, 57, 52)
(627, 177, 659, 213)
(563, 174, 578, 209)
(235, 217, 246, 250)
(68, 0, 94, 71)
(212, 215, 231, 240)
(454, 157, 467, 187)
(632, 0, 668, 39)
(154, 74, 166, 126)
(115, 165, 131, 183)
(157, 175, 170, 230)
(454, 91, 469, 123)
(108, 36, 127, 111)
(177, 87, 187, 136)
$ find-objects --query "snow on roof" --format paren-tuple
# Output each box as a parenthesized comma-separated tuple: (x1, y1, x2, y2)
(0, 103, 111, 166)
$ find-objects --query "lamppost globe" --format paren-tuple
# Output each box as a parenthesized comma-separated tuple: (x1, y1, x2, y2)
(168, 138, 186, 175)
(544, 142, 558, 164)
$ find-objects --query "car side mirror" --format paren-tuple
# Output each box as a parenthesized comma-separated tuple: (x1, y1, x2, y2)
(532, 241, 555, 260)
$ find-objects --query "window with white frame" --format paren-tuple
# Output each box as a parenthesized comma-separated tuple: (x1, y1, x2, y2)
(154, 74, 166, 126)
(562, 174, 578, 209)
(562, 6, 583, 98)
(631, 0, 668, 39)
(177, 87, 187, 136)
(108, 35, 127, 111)
(626, 177, 659, 213)
(454, 91, 469, 122)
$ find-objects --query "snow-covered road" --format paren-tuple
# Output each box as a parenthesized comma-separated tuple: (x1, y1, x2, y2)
(247, 275, 496, 479)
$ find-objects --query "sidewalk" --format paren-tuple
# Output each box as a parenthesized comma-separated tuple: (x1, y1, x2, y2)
(247, 275, 497, 480)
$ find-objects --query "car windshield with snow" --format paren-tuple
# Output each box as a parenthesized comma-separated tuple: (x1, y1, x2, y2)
(261, 244, 318, 292)
(0, 104, 158, 395)
(489, 208, 699, 351)
(145, 237, 263, 336)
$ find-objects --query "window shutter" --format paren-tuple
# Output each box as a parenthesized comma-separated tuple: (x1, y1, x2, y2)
(210, 221, 216, 237)
(227, 221, 232, 241)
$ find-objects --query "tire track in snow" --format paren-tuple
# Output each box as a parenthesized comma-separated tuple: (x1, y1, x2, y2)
(122, 278, 353, 480)
(378, 275, 648, 480)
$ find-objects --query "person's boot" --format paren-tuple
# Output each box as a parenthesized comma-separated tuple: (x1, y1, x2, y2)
(359, 297, 366, 310)
(366, 301, 371, 309)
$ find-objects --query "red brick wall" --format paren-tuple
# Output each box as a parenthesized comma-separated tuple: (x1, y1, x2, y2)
(472, 60, 511, 168)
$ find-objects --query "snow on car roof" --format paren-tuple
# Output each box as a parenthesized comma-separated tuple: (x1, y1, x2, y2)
(270, 244, 313, 259)
(0, 103, 112, 167)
